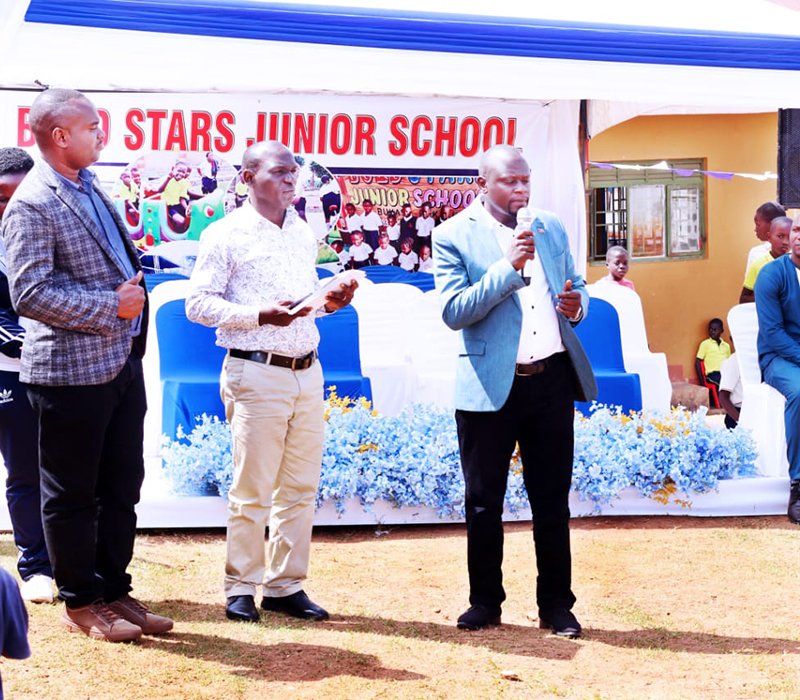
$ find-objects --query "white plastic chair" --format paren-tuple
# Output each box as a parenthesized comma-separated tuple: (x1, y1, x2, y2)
(350, 282, 422, 415)
(142, 279, 192, 458)
(588, 282, 672, 412)
(727, 303, 789, 478)
(408, 289, 459, 409)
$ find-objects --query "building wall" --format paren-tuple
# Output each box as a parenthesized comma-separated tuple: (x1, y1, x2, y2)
(586, 112, 779, 380)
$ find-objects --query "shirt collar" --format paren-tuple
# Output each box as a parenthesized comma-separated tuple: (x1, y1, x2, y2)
(46, 161, 95, 193)
(238, 199, 298, 232)
(477, 195, 513, 233)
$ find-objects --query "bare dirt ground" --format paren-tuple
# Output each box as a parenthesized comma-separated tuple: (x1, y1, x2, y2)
(2, 516, 799, 699)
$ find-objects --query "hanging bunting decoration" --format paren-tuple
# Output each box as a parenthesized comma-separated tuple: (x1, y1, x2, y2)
(588, 160, 777, 181)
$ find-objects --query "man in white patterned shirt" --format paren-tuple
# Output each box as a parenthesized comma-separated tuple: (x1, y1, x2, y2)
(186, 141, 357, 623)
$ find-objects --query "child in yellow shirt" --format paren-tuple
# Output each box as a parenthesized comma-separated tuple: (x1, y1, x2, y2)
(695, 318, 732, 403)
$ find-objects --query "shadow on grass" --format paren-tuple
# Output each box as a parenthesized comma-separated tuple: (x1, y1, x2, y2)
(141, 631, 424, 682)
(156, 599, 800, 660)
(157, 599, 581, 661)
(588, 627, 800, 654)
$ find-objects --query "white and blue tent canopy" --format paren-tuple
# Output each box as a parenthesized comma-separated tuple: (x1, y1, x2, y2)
(2, 0, 800, 119)
(2, 0, 800, 271)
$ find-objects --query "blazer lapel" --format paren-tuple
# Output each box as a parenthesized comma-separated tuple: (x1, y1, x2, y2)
(44, 169, 131, 279)
(532, 216, 559, 301)
(465, 201, 522, 312)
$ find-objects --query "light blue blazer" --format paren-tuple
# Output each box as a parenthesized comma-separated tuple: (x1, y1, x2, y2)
(433, 200, 597, 412)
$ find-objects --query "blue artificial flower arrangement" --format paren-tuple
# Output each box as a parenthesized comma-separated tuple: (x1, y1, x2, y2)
(161, 394, 758, 516)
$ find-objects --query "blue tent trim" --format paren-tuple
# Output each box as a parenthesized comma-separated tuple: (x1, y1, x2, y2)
(24, 0, 800, 71)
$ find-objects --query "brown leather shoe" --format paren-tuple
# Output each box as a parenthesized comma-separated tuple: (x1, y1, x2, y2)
(108, 594, 174, 634)
(61, 600, 143, 642)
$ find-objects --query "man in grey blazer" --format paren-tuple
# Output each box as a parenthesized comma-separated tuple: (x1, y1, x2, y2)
(433, 145, 596, 637)
(1, 89, 172, 642)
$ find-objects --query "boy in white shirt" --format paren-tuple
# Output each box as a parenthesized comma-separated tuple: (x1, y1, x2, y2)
(374, 234, 399, 266)
(348, 231, 373, 269)
(386, 211, 401, 252)
(343, 202, 362, 247)
(398, 238, 419, 272)
(418, 244, 433, 272)
(415, 202, 434, 252)
(361, 199, 382, 250)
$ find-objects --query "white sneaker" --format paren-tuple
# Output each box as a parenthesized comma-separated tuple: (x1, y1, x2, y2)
(20, 574, 54, 604)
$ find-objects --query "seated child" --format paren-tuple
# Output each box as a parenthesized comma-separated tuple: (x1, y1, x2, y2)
(719, 352, 743, 429)
(348, 231, 373, 269)
(398, 238, 419, 272)
(418, 245, 433, 272)
(373, 234, 399, 266)
(330, 239, 350, 269)
(598, 246, 634, 290)
(695, 318, 731, 404)
(739, 216, 791, 304)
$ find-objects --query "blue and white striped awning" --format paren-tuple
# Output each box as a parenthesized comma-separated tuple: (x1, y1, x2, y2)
(3, 0, 800, 110)
(22, 0, 800, 71)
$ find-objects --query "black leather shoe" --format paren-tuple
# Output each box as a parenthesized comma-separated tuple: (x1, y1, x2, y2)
(538, 608, 581, 638)
(226, 595, 259, 622)
(789, 480, 800, 525)
(261, 590, 329, 621)
(456, 605, 502, 630)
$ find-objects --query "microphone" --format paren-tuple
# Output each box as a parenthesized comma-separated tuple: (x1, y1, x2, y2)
(515, 207, 534, 284)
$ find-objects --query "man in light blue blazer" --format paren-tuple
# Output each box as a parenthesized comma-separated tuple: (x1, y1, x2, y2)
(755, 212, 800, 524)
(433, 145, 596, 637)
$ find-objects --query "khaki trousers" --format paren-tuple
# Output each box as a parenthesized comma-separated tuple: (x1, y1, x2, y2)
(221, 354, 324, 598)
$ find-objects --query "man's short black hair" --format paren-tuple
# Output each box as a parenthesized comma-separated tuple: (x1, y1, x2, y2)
(0, 147, 34, 177)
(770, 216, 793, 230)
(756, 201, 786, 222)
(29, 88, 87, 143)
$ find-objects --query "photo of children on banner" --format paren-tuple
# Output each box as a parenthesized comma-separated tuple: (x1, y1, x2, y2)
(113, 152, 234, 280)
(114, 152, 234, 251)
(398, 238, 419, 272)
(414, 202, 434, 252)
(197, 151, 220, 195)
(374, 234, 399, 266)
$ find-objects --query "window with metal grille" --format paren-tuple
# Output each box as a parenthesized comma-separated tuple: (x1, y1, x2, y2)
(588, 159, 705, 262)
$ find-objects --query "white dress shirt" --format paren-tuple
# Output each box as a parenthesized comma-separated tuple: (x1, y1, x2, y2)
(478, 199, 565, 363)
(186, 202, 322, 356)
(362, 211, 382, 231)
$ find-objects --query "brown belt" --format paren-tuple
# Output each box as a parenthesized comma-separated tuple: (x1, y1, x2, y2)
(515, 353, 565, 377)
(229, 349, 316, 371)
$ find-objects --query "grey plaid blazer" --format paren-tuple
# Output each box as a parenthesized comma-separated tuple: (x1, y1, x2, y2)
(1, 162, 148, 386)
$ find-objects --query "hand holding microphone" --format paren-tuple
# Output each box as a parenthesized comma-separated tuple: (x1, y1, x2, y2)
(506, 207, 536, 282)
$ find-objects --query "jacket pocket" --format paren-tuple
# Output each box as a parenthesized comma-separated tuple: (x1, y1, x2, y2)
(460, 339, 486, 356)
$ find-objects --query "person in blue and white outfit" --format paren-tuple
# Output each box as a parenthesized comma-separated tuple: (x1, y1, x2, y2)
(0, 147, 53, 604)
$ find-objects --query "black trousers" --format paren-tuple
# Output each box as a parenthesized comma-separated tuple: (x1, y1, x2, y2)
(455, 352, 577, 613)
(26, 354, 146, 608)
(0, 370, 51, 581)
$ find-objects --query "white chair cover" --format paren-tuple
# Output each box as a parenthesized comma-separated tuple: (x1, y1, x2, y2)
(408, 289, 458, 409)
(727, 303, 789, 478)
(350, 282, 422, 415)
(142, 279, 192, 458)
(588, 282, 672, 412)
